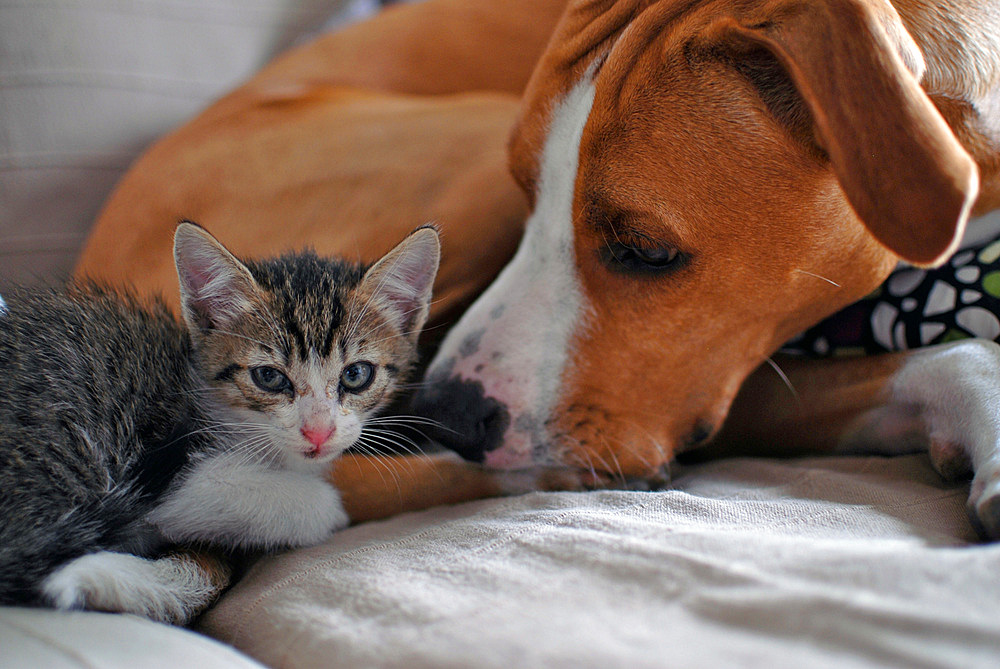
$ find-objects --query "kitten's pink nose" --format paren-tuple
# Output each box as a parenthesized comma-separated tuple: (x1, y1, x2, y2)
(301, 425, 335, 447)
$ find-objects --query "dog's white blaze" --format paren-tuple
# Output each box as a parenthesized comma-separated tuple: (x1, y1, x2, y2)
(426, 76, 597, 468)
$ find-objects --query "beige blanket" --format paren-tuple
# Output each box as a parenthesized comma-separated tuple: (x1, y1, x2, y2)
(200, 455, 1000, 669)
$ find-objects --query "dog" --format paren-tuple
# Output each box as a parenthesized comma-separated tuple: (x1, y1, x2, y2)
(407, 0, 1000, 537)
(76, 0, 1000, 536)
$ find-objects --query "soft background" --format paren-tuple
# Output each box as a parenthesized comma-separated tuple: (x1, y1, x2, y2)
(0, 0, 381, 290)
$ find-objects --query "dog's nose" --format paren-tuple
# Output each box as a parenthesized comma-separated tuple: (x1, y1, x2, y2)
(411, 376, 510, 463)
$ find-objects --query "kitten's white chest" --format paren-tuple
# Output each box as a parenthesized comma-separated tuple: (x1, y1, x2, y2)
(148, 450, 348, 550)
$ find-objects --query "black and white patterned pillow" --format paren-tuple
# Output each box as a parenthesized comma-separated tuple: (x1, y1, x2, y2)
(783, 236, 1000, 357)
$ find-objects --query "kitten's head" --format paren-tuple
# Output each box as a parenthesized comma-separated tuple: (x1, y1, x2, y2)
(173, 222, 440, 464)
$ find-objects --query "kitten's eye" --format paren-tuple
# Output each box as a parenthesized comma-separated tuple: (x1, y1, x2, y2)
(341, 361, 375, 392)
(250, 366, 293, 394)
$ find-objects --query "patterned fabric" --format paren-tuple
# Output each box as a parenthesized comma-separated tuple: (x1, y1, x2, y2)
(783, 236, 1000, 357)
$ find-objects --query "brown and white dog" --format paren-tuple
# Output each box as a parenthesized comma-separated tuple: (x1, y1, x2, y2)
(77, 0, 1000, 535)
(409, 0, 1000, 538)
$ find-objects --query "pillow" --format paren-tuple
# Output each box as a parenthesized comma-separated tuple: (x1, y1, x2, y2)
(0, 0, 357, 290)
(200, 455, 1000, 668)
(0, 607, 263, 669)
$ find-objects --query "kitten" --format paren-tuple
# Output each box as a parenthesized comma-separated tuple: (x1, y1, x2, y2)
(0, 222, 440, 624)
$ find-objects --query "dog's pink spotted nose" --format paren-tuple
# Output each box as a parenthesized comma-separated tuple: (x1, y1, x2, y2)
(301, 425, 335, 448)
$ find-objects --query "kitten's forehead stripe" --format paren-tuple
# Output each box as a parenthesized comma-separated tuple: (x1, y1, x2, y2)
(245, 252, 364, 363)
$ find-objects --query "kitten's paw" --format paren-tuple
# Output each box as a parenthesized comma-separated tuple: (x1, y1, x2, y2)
(284, 480, 350, 547)
(41, 551, 223, 625)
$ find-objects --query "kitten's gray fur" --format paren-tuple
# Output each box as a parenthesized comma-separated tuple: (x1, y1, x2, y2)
(0, 222, 440, 623)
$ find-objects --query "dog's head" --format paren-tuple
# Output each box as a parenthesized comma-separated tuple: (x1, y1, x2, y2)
(414, 0, 978, 476)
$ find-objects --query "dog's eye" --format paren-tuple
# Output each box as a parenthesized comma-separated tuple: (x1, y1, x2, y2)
(604, 241, 685, 274)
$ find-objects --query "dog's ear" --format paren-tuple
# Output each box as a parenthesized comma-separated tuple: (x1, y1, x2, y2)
(707, 0, 977, 267)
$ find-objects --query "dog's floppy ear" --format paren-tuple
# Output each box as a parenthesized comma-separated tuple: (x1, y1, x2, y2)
(710, 0, 977, 267)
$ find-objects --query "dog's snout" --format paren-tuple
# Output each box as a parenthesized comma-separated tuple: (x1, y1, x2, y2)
(682, 420, 716, 450)
(412, 376, 510, 463)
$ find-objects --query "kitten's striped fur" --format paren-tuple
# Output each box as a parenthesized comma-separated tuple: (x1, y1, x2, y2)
(0, 223, 439, 623)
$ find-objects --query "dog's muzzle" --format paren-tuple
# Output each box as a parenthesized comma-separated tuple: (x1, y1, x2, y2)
(411, 375, 511, 463)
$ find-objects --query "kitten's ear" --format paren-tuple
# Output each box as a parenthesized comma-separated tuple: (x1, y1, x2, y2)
(173, 222, 261, 332)
(360, 226, 441, 336)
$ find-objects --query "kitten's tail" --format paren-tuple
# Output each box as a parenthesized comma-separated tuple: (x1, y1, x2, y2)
(0, 487, 228, 624)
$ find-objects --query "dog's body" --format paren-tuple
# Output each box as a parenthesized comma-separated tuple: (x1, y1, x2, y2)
(77, 0, 1000, 534)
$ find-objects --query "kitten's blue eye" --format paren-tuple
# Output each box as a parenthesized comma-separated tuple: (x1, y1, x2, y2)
(251, 366, 293, 394)
(341, 361, 375, 392)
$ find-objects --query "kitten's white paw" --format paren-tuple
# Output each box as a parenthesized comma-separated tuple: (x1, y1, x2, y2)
(152, 455, 349, 550)
(280, 477, 350, 547)
(41, 551, 220, 625)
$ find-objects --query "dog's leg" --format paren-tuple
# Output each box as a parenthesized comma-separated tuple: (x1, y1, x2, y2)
(330, 452, 504, 523)
(707, 339, 1000, 538)
(329, 451, 601, 523)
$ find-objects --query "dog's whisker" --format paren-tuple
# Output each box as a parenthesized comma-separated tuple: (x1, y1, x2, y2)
(765, 356, 800, 401)
(793, 268, 841, 288)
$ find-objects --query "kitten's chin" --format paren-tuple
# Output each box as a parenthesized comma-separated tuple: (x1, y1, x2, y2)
(284, 444, 347, 470)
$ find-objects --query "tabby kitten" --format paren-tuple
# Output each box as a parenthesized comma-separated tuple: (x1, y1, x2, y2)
(0, 222, 440, 623)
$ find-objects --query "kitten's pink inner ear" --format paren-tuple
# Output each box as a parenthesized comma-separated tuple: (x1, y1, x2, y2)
(364, 228, 441, 333)
(173, 223, 258, 331)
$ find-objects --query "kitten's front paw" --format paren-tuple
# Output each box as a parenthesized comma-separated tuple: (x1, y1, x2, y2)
(284, 479, 350, 547)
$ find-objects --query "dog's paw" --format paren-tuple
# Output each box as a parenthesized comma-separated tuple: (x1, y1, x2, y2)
(968, 456, 1000, 540)
(893, 339, 1000, 540)
(492, 464, 669, 495)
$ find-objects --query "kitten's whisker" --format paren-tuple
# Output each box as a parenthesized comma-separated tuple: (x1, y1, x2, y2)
(394, 381, 435, 390)
(354, 433, 419, 469)
(357, 430, 424, 463)
(364, 415, 457, 434)
(360, 428, 431, 465)
(602, 441, 628, 487)
(793, 268, 841, 288)
(237, 439, 281, 469)
(363, 420, 436, 444)
(350, 441, 401, 490)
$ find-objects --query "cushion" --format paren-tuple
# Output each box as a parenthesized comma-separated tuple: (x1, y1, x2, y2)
(0, 607, 263, 669)
(200, 454, 1000, 668)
